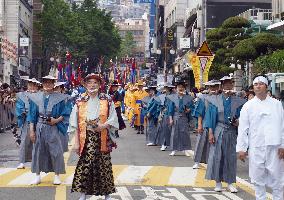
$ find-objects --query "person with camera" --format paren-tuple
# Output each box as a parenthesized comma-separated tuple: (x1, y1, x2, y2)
(237, 75, 284, 200)
(167, 76, 194, 156)
(69, 73, 119, 200)
(204, 75, 246, 193)
(27, 75, 70, 185)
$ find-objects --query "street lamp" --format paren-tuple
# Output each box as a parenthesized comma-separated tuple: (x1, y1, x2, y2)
(170, 49, 175, 55)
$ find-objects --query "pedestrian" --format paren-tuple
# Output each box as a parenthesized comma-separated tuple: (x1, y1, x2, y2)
(155, 82, 175, 151)
(204, 75, 246, 193)
(167, 76, 194, 156)
(192, 80, 221, 169)
(108, 80, 126, 138)
(69, 73, 119, 200)
(237, 75, 284, 200)
(145, 84, 160, 146)
(133, 80, 148, 134)
(15, 78, 40, 169)
(54, 81, 73, 153)
(27, 75, 70, 185)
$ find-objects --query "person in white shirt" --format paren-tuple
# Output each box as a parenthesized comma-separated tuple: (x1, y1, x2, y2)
(237, 75, 284, 200)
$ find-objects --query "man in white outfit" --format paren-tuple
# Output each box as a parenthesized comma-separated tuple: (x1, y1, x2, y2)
(237, 75, 284, 200)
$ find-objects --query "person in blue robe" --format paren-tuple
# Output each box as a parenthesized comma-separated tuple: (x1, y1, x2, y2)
(54, 81, 73, 152)
(204, 76, 246, 193)
(167, 76, 194, 156)
(27, 75, 70, 185)
(192, 80, 221, 169)
(15, 78, 40, 169)
(145, 86, 160, 146)
(155, 83, 175, 151)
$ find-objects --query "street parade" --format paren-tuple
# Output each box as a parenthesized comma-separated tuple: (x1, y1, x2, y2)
(1, 0, 284, 200)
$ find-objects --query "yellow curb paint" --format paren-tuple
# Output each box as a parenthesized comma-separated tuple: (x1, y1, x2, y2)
(61, 166, 76, 182)
(41, 172, 56, 185)
(0, 168, 29, 186)
(194, 168, 216, 187)
(112, 165, 128, 181)
(55, 185, 66, 200)
(142, 166, 174, 186)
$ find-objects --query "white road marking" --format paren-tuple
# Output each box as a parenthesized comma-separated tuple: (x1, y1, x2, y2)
(168, 167, 197, 186)
(88, 187, 133, 200)
(63, 174, 74, 185)
(0, 168, 17, 176)
(115, 166, 152, 184)
(8, 172, 48, 185)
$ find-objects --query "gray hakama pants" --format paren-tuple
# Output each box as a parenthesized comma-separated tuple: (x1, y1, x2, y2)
(146, 118, 158, 144)
(194, 129, 209, 164)
(156, 115, 171, 146)
(19, 122, 33, 163)
(31, 121, 65, 174)
(205, 123, 237, 184)
(59, 132, 69, 153)
(170, 115, 191, 151)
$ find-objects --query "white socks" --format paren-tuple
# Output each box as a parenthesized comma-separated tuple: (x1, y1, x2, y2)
(53, 175, 61, 185)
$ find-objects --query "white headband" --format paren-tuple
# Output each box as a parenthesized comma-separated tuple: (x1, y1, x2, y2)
(253, 76, 268, 85)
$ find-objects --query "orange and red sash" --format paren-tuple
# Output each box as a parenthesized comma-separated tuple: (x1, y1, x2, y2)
(76, 94, 110, 155)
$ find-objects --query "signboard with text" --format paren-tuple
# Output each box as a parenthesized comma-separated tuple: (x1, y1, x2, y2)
(133, 0, 154, 3)
(20, 38, 29, 47)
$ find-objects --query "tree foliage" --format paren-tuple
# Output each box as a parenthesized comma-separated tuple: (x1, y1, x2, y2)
(118, 31, 136, 58)
(37, 0, 121, 73)
(254, 50, 284, 74)
(206, 16, 251, 79)
(233, 33, 284, 68)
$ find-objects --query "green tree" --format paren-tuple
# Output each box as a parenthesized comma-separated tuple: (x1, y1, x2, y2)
(118, 31, 136, 58)
(254, 50, 284, 73)
(37, 0, 121, 74)
(206, 16, 251, 79)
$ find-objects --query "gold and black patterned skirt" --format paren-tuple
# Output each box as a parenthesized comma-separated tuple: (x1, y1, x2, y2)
(71, 130, 116, 195)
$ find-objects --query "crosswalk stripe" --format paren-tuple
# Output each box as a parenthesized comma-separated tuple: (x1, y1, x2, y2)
(8, 171, 48, 185)
(112, 165, 128, 181)
(168, 167, 197, 186)
(0, 168, 29, 186)
(115, 166, 152, 185)
(0, 168, 17, 176)
(142, 166, 174, 186)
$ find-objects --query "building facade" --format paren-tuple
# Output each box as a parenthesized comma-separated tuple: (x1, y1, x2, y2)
(0, 0, 33, 84)
(267, 0, 284, 31)
(116, 17, 150, 64)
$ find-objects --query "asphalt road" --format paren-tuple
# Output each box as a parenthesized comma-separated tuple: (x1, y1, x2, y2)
(0, 122, 261, 200)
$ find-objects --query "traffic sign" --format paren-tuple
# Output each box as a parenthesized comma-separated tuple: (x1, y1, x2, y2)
(20, 38, 29, 47)
(197, 41, 213, 56)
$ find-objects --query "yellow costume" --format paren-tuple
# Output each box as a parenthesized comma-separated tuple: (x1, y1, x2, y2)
(133, 81, 148, 127)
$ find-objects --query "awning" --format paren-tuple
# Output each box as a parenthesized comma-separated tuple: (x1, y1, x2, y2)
(267, 20, 284, 31)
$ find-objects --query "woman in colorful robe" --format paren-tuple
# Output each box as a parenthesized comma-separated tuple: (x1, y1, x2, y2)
(15, 78, 40, 169)
(204, 76, 246, 193)
(69, 73, 119, 200)
(167, 77, 194, 156)
(28, 75, 70, 185)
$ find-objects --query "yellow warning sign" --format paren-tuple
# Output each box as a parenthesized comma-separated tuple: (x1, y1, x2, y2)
(197, 41, 213, 57)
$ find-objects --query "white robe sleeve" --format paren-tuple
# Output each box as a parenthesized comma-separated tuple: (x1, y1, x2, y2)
(237, 104, 249, 152)
(67, 104, 78, 133)
(105, 101, 119, 130)
(280, 102, 284, 148)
